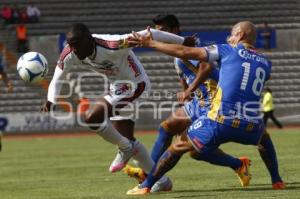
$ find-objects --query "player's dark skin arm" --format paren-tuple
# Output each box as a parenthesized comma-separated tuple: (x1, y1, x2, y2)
(177, 62, 213, 103)
(179, 78, 188, 90)
(186, 62, 212, 93)
(152, 41, 207, 61)
(177, 62, 213, 102)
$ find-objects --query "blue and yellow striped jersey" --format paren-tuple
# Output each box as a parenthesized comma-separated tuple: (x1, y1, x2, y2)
(205, 43, 272, 126)
(174, 58, 219, 106)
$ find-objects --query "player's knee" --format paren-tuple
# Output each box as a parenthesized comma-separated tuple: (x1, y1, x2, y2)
(85, 116, 99, 130)
(169, 141, 193, 155)
(168, 145, 183, 156)
(163, 118, 186, 135)
(260, 131, 271, 143)
(85, 110, 106, 130)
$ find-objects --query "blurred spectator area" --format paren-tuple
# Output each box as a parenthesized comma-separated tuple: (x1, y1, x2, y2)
(0, 0, 299, 53)
(1, 4, 40, 25)
(0, 0, 299, 36)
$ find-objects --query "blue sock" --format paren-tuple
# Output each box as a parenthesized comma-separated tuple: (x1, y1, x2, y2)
(191, 149, 242, 170)
(259, 133, 282, 183)
(141, 149, 181, 188)
(150, 124, 173, 163)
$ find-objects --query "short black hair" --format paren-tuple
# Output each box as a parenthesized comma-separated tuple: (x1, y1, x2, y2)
(152, 14, 180, 29)
(67, 23, 92, 43)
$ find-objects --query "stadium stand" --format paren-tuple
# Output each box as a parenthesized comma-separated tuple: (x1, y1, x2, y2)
(0, 0, 300, 50)
(0, 0, 299, 55)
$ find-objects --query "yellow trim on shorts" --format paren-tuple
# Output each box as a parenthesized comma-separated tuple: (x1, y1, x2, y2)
(246, 123, 254, 132)
(231, 118, 240, 128)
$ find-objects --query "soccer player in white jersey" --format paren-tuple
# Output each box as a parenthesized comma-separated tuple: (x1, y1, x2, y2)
(41, 23, 188, 189)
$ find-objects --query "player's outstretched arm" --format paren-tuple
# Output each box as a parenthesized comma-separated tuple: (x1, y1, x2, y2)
(118, 27, 185, 49)
(129, 30, 208, 61)
(147, 40, 207, 61)
(134, 27, 185, 45)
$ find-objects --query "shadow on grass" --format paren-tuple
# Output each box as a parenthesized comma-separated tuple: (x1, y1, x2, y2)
(155, 182, 300, 198)
(45, 197, 113, 199)
(236, 181, 300, 190)
(50, 182, 300, 199)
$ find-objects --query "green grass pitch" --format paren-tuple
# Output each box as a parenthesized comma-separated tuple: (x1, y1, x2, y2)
(0, 128, 299, 199)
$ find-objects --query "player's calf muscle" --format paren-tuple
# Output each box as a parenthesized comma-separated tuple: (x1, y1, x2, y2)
(169, 139, 194, 155)
(112, 120, 135, 140)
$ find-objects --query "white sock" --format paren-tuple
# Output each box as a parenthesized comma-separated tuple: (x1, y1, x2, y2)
(132, 140, 154, 174)
(96, 121, 131, 150)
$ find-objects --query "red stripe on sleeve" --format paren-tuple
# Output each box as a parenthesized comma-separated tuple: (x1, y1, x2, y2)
(58, 46, 72, 69)
(95, 38, 119, 49)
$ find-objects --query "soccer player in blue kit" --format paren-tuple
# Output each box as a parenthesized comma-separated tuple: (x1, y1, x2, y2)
(126, 15, 284, 192)
(124, 15, 235, 190)
(126, 21, 285, 194)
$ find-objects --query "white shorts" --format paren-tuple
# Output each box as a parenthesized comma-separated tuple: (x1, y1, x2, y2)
(104, 79, 150, 121)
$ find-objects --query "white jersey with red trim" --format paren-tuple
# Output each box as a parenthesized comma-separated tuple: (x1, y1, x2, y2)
(59, 42, 147, 82)
(47, 29, 185, 104)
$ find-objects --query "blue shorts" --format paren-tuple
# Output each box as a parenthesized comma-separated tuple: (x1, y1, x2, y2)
(187, 118, 264, 154)
(183, 98, 207, 122)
